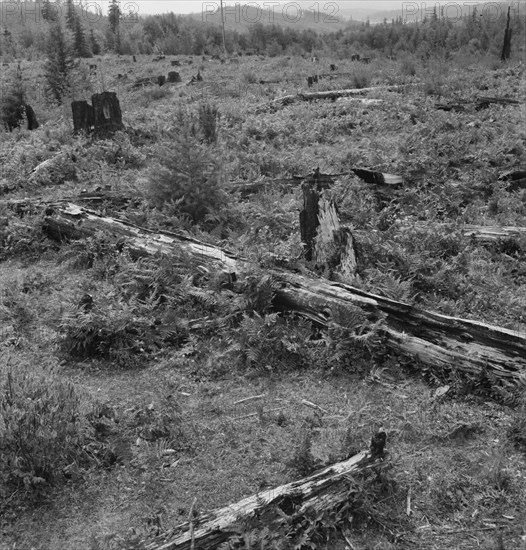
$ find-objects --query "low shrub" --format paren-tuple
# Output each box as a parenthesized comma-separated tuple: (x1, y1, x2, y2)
(0, 354, 95, 500)
(58, 297, 155, 368)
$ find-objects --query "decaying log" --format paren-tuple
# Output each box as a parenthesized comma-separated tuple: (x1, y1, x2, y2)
(396, 221, 526, 243)
(275, 274, 526, 394)
(42, 203, 238, 272)
(436, 96, 519, 112)
(499, 170, 526, 192)
(41, 203, 526, 396)
(256, 85, 404, 112)
(141, 447, 381, 550)
(230, 168, 402, 198)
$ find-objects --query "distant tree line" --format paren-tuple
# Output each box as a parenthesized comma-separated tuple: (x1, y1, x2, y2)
(0, 1, 523, 61)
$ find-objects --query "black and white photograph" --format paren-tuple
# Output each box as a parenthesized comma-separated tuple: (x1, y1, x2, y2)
(0, 1, 525, 548)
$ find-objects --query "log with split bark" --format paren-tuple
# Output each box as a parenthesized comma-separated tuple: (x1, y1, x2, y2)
(256, 85, 406, 112)
(230, 168, 402, 198)
(42, 203, 526, 397)
(436, 96, 519, 112)
(140, 444, 384, 550)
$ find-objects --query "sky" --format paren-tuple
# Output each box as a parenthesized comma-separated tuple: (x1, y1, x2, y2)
(125, 1, 454, 16)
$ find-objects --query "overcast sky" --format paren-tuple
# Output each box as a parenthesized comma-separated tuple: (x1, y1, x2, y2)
(123, 1, 458, 16)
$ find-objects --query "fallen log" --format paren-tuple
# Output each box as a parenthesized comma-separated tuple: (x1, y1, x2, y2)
(42, 204, 526, 398)
(274, 274, 526, 395)
(42, 203, 239, 272)
(230, 168, 402, 197)
(256, 85, 403, 112)
(140, 444, 383, 550)
(461, 224, 526, 241)
(436, 96, 519, 112)
(499, 170, 526, 192)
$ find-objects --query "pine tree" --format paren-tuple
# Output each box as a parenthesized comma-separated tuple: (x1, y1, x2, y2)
(108, 0, 120, 34)
(42, 0, 57, 22)
(44, 22, 73, 104)
(108, 0, 121, 53)
(90, 29, 101, 55)
(0, 65, 26, 131)
(65, 0, 77, 32)
(73, 18, 91, 57)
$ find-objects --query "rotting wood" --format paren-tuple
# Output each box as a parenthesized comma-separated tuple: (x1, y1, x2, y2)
(256, 85, 405, 112)
(71, 92, 124, 136)
(501, 6, 512, 62)
(499, 170, 526, 192)
(314, 195, 357, 278)
(230, 168, 402, 198)
(436, 96, 519, 112)
(41, 204, 526, 397)
(140, 446, 381, 550)
(42, 203, 239, 272)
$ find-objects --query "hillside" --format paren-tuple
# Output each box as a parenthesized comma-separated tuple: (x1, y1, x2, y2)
(188, 3, 352, 33)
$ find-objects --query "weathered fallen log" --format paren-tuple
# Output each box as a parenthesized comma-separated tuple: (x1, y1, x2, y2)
(436, 96, 519, 112)
(499, 170, 526, 192)
(42, 203, 239, 271)
(141, 446, 382, 550)
(274, 274, 526, 395)
(256, 85, 403, 112)
(230, 168, 402, 197)
(461, 224, 526, 241)
(395, 221, 526, 243)
(42, 204, 526, 397)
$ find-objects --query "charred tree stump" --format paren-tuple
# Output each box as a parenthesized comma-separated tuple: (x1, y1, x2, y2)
(71, 100, 95, 134)
(25, 104, 39, 130)
(91, 91, 124, 136)
(501, 6, 512, 62)
(72, 92, 123, 136)
(167, 71, 181, 83)
(300, 169, 333, 261)
(300, 182, 320, 261)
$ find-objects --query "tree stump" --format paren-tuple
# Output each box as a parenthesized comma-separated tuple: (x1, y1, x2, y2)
(314, 196, 357, 278)
(72, 92, 123, 136)
(501, 6, 512, 62)
(91, 91, 124, 136)
(299, 169, 333, 261)
(71, 100, 95, 134)
(25, 104, 39, 130)
(167, 71, 181, 83)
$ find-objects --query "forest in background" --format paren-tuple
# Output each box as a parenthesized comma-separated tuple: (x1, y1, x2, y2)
(0, 0, 524, 61)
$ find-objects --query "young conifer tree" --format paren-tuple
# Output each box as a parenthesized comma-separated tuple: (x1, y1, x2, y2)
(44, 22, 74, 104)
(73, 18, 91, 57)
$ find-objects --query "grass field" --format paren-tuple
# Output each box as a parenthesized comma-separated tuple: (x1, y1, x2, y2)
(1, 51, 526, 549)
